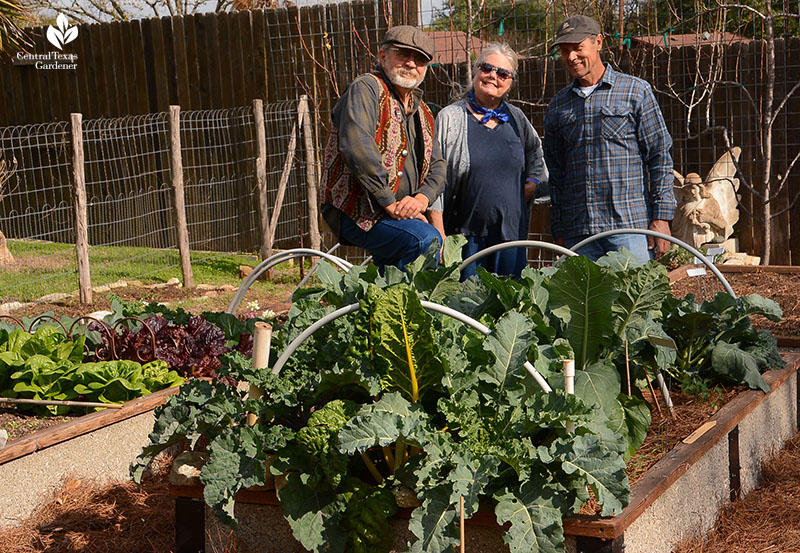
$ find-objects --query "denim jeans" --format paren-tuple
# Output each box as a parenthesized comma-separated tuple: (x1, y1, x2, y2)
(563, 233, 652, 265)
(339, 214, 442, 272)
(461, 235, 527, 280)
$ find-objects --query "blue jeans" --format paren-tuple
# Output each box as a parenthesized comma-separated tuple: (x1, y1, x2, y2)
(461, 235, 527, 280)
(563, 233, 652, 265)
(339, 214, 442, 272)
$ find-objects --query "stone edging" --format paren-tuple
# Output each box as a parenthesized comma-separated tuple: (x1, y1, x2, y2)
(0, 279, 239, 316)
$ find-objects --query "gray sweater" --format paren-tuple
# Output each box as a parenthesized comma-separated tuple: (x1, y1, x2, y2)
(430, 97, 548, 217)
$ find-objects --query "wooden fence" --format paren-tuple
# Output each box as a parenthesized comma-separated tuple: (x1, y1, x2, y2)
(1, 1, 799, 264)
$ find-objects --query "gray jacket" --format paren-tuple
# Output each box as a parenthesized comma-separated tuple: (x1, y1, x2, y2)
(430, 98, 548, 221)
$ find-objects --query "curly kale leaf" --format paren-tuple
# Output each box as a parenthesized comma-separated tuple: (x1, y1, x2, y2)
(341, 484, 397, 553)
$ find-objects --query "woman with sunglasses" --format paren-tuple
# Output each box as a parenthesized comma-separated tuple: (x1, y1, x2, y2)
(429, 43, 547, 278)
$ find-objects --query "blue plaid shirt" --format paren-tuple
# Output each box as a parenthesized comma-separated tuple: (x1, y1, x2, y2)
(543, 64, 676, 239)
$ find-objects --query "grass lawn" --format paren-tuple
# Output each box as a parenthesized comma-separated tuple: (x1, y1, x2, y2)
(1, 239, 306, 303)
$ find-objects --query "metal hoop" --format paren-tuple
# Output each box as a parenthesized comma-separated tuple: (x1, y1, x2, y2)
(569, 229, 736, 297)
(226, 248, 353, 314)
(458, 240, 578, 272)
(269, 300, 551, 393)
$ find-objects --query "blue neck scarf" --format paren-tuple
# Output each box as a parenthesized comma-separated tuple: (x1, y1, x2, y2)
(467, 91, 510, 124)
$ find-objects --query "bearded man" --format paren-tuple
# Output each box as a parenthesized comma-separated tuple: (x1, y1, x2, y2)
(319, 26, 445, 271)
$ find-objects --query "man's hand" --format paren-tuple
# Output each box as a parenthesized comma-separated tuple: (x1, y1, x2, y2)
(385, 194, 429, 220)
(524, 179, 538, 202)
(649, 219, 671, 259)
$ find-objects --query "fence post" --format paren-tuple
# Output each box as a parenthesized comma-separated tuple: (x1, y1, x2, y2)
(298, 95, 321, 253)
(169, 105, 194, 289)
(253, 99, 270, 261)
(71, 113, 92, 305)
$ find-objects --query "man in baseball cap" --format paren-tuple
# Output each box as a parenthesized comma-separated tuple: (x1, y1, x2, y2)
(543, 15, 677, 263)
(552, 14, 602, 49)
(318, 26, 445, 272)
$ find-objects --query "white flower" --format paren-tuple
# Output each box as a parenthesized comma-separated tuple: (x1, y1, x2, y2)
(261, 309, 276, 319)
(245, 300, 260, 312)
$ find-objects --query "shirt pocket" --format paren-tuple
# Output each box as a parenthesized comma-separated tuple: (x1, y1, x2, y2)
(600, 105, 634, 143)
(557, 111, 580, 147)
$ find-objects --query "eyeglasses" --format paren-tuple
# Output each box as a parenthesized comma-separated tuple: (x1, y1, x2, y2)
(477, 62, 514, 81)
(389, 46, 430, 66)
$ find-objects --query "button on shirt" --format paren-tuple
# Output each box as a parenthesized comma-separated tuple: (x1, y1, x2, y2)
(543, 64, 676, 239)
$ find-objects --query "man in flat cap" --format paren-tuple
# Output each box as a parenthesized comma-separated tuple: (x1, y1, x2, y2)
(319, 25, 445, 271)
(543, 15, 676, 263)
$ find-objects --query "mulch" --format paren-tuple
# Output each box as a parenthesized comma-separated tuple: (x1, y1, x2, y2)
(675, 431, 800, 553)
(669, 269, 800, 337)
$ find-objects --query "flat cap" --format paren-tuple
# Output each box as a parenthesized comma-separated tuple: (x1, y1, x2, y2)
(552, 15, 602, 47)
(382, 25, 434, 61)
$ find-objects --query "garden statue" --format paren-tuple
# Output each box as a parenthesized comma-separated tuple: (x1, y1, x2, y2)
(672, 147, 741, 250)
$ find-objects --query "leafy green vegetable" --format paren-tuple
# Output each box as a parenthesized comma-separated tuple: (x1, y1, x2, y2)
(133, 236, 785, 553)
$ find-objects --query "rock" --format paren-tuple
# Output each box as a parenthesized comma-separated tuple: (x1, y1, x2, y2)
(169, 451, 210, 486)
(196, 284, 218, 291)
(0, 302, 25, 315)
(38, 292, 72, 303)
(0, 429, 7, 449)
(239, 265, 254, 279)
(166, 278, 180, 286)
(108, 280, 128, 289)
(220, 284, 238, 292)
(87, 310, 113, 320)
(92, 285, 111, 293)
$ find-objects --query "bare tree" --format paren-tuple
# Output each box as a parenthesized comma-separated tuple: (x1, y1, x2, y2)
(29, 0, 235, 25)
(661, 1, 800, 264)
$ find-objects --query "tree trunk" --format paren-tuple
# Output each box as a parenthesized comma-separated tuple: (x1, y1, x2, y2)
(760, 3, 776, 265)
(0, 229, 14, 265)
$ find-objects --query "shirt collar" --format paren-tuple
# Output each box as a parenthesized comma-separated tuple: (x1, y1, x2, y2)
(374, 64, 423, 113)
(571, 63, 615, 95)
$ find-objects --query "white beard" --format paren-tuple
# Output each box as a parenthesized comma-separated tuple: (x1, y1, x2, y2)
(386, 66, 426, 89)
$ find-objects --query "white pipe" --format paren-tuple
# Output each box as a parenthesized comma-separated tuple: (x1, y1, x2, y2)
(269, 300, 552, 393)
(563, 359, 575, 433)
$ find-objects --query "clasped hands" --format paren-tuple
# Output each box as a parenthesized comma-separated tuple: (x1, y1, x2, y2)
(384, 194, 429, 222)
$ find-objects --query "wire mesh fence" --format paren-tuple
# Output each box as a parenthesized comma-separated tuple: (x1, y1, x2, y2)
(0, 100, 311, 304)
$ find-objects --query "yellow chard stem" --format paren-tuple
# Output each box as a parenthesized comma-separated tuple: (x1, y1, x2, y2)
(361, 453, 384, 484)
(382, 446, 395, 472)
(394, 439, 406, 472)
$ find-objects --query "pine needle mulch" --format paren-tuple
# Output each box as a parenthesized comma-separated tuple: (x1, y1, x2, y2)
(675, 431, 800, 553)
(0, 472, 175, 553)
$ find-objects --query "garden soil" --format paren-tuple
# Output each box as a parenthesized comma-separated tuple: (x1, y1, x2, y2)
(0, 269, 798, 551)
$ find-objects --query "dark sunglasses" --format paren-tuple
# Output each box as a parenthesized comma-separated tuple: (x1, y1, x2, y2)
(389, 46, 430, 66)
(477, 61, 513, 81)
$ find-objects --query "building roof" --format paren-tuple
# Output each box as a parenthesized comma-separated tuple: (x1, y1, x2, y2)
(632, 32, 753, 49)
(427, 31, 487, 64)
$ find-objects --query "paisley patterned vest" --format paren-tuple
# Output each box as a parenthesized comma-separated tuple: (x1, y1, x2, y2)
(320, 72, 436, 233)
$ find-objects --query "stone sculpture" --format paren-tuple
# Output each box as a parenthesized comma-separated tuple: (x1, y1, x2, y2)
(672, 147, 741, 250)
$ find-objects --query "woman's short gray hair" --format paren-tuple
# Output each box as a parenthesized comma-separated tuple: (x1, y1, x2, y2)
(473, 42, 519, 77)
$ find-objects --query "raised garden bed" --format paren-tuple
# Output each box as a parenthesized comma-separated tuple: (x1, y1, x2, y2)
(668, 265, 800, 345)
(0, 386, 178, 526)
(167, 353, 799, 553)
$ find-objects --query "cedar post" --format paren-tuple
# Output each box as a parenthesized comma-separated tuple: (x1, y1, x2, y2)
(299, 95, 321, 253)
(71, 113, 92, 305)
(169, 106, 194, 288)
(254, 99, 270, 261)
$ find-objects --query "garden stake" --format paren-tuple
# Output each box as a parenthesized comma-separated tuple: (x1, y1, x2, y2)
(247, 322, 272, 426)
(645, 370, 663, 418)
(460, 495, 465, 553)
(0, 397, 123, 409)
(625, 340, 631, 396)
